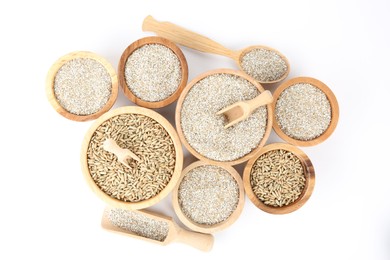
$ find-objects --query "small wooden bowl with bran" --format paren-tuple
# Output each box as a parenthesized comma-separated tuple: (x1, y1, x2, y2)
(46, 51, 118, 122)
(118, 36, 188, 109)
(172, 161, 245, 233)
(272, 77, 339, 146)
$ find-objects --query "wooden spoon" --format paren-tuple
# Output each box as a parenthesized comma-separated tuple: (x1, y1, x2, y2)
(102, 207, 214, 251)
(142, 15, 290, 84)
(217, 90, 273, 128)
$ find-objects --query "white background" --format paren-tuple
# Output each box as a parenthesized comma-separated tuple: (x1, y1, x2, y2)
(0, 0, 389, 259)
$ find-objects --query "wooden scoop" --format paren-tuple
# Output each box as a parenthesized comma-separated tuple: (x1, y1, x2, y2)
(142, 15, 290, 84)
(102, 138, 140, 168)
(217, 90, 273, 128)
(102, 207, 214, 251)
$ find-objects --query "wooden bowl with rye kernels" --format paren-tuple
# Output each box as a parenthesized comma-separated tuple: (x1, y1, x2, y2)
(80, 106, 183, 210)
(272, 77, 339, 147)
(243, 143, 315, 214)
(46, 51, 118, 122)
(118, 36, 188, 109)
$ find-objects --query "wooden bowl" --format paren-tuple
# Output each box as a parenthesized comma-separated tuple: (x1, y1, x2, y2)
(118, 36, 188, 108)
(172, 161, 245, 233)
(272, 77, 339, 146)
(243, 143, 315, 214)
(46, 51, 118, 121)
(80, 106, 183, 210)
(175, 69, 273, 166)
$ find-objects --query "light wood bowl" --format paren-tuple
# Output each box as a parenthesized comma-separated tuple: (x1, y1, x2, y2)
(175, 69, 273, 166)
(46, 51, 118, 121)
(172, 161, 245, 233)
(243, 143, 315, 214)
(80, 106, 183, 210)
(118, 36, 188, 108)
(272, 77, 339, 146)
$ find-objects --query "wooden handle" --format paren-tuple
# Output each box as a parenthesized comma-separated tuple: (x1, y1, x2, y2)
(247, 90, 273, 113)
(102, 138, 140, 168)
(175, 227, 214, 252)
(103, 139, 124, 156)
(142, 15, 238, 59)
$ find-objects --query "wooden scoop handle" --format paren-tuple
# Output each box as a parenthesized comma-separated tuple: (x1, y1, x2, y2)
(103, 139, 140, 167)
(246, 90, 273, 113)
(142, 15, 237, 59)
(103, 139, 123, 154)
(174, 227, 214, 252)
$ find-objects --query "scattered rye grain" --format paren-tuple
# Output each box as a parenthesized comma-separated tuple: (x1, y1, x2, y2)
(107, 208, 169, 242)
(241, 48, 288, 82)
(178, 165, 239, 225)
(125, 44, 182, 102)
(54, 58, 112, 115)
(180, 73, 267, 162)
(275, 83, 331, 141)
(87, 113, 176, 202)
(250, 149, 306, 207)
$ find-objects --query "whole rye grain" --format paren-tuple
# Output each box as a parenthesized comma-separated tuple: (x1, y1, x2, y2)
(87, 113, 176, 202)
(250, 149, 306, 207)
(124, 44, 182, 102)
(178, 165, 239, 225)
(275, 83, 331, 141)
(180, 73, 268, 162)
(54, 58, 112, 115)
(107, 208, 169, 242)
(241, 48, 288, 82)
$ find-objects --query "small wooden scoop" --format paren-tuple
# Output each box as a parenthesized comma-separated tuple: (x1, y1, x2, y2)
(102, 207, 214, 251)
(142, 15, 290, 84)
(217, 90, 273, 128)
(102, 138, 140, 168)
